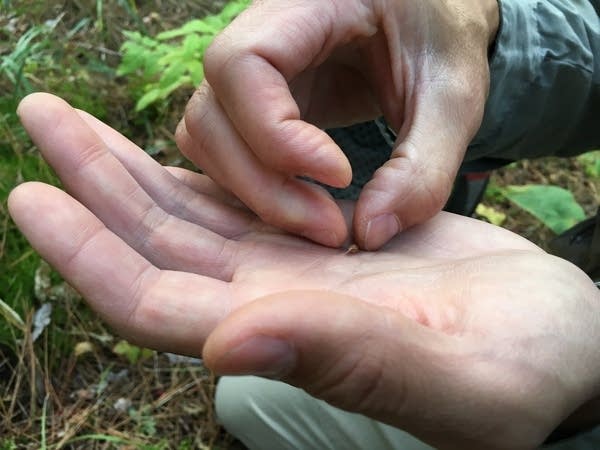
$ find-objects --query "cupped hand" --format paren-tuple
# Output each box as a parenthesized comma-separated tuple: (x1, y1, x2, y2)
(176, 0, 500, 249)
(10, 94, 600, 449)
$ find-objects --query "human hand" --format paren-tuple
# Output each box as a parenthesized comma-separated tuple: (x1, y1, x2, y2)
(10, 94, 600, 449)
(176, 0, 500, 250)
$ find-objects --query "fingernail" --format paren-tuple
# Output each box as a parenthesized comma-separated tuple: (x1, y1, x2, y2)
(302, 229, 340, 247)
(212, 336, 296, 379)
(364, 214, 400, 250)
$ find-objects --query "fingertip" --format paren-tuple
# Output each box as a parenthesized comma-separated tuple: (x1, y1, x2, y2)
(290, 181, 348, 247)
(8, 181, 45, 216)
(174, 118, 190, 152)
(301, 228, 345, 249)
(203, 291, 360, 378)
(353, 149, 455, 249)
(8, 183, 66, 238)
(7, 183, 28, 220)
(303, 141, 353, 189)
(17, 93, 75, 140)
(353, 179, 404, 250)
(17, 92, 61, 118)
(270, 122, 353, 188)
(205, 334, 297, 379)
(327, 148, 353, 189)
(16, 92, 44, 114)
(182, 83, 211, 132)
(175, 117, 187, 139)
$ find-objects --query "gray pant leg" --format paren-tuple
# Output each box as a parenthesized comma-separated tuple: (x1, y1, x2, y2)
(215, 376, 432, 450)
(216, 376, 600, 450)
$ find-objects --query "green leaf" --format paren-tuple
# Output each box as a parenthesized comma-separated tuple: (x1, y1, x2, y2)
(157, 47, 187, 66)
(578, 150, 600, 178)
(142, 53, 163, 78)
(475, 204, 506, 226)
(113, 340, 154, 364)
(117, 44, 148, 76)
(156, 19, 216, 40)
(182, 33, 207, 57)
(156, 75, 192, 99)
(202, 15, 227, 31)
(500, 184, 586, 234)
(121, 30, 141, 41)
(135, 89, 162, 111)
(158, 64, 186, 89)
(187, 60, 204, 85)
(118, 0, 251, 112)
(220, 0, 251, 21)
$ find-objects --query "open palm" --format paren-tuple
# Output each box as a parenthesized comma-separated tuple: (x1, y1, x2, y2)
(10, 94, 600, 449)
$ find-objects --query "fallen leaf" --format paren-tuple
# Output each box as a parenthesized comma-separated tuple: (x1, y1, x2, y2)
(113, 397, 132, 413)
(34, 261, 52, 302)
(500, 184, 585, 234)
(165, 353, 203, 366)
(0, 298, 26, 331)
(32, 303, 52, 342)
(113, 340, 153, 364)
(74, 341, 94, 357)
(475, 204, 507, 226)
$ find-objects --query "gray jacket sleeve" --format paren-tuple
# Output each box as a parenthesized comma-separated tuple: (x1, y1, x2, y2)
(466, 0, 600, 161)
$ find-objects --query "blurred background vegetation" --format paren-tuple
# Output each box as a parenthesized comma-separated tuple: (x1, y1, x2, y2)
(0, 0, 599, 448)
(1, 1, 247, 448)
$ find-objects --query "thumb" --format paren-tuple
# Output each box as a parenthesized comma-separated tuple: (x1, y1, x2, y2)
(203, 290, 458, 445)
(354, 74, 487, 250)
(203, 290, 556, 449)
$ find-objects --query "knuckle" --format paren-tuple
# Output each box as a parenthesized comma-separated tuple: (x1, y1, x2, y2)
(248, 177, 293, 228)
(184, 84, 213, 128)
(252, 200, 279, 226)
(203, 39, 223, 81)
(375, 155, 452, 223)
(174, 119, 188, 150)
(72, 141, 108, 173)
(204, 31, 240, 84)
(412, 162, 453, 214)
(307, 347, 400, 418)
(181, 89, 217, 164)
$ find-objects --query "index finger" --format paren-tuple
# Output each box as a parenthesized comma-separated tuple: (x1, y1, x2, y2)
(196, 0, 377, 184)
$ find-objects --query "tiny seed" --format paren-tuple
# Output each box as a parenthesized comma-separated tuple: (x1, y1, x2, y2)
(344, 244, 360, 255)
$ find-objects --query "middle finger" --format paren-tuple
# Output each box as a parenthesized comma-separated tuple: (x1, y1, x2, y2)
(178, 84, 348, 247)
(18, 94, 238, 279)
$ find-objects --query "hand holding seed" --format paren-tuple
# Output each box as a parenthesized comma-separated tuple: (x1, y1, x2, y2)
(176, 0, 500, 250)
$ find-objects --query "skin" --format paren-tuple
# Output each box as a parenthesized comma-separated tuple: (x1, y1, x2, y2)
(9, 93, 600, 449)
(176, 0, 500, 250)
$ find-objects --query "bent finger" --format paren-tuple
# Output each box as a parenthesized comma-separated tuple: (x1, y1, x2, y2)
(197, 1, 377, 185)
(355, 70, 488, 250)
(74, 107, 258, 237)
(178, 86, 348, 247)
